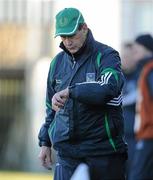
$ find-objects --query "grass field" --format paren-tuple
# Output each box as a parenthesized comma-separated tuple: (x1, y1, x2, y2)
(0, 171, 53, 180)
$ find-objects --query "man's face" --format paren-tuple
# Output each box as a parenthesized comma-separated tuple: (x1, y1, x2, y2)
(132, 43, 149, 62)
(121, 45, 137, 72)
(60, 25, 88, 54)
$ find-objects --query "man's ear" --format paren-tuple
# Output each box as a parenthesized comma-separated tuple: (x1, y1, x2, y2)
(82, 23, 88, 31)
(81, 23, 88, 34)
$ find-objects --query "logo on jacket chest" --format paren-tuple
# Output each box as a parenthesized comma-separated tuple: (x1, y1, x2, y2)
(86, 73, 95, 82)
(55, 79, 62, 85)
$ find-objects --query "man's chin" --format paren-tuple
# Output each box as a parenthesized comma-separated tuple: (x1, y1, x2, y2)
(66, 47, 77, 53)
(68, 49, 78, 54)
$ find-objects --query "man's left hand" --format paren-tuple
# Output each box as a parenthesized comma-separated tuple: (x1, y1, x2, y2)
(52, 88, 69, 111)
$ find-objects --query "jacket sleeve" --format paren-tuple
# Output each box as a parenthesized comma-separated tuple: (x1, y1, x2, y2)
(69, 50, 124, 106)
(147, 70, 153, 98)
(38, 58, 56, 147)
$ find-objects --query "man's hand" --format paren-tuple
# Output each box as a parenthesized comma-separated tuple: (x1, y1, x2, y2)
(38, 146, 52, 170)
(52, 88, 69, 111)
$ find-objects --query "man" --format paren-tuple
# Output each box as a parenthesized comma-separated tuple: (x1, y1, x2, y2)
(38, 7, 127, 180)
(129, 34, 153, 180)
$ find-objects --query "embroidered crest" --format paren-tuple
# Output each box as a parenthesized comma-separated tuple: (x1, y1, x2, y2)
(86, 73, 95, 82)
(55, 79, 62, 84)
(59, 17, 69, 27)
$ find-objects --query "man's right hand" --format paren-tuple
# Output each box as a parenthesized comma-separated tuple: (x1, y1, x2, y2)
(38, 146, 52, 170)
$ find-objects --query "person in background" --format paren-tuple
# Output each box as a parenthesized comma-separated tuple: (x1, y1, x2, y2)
(38, 7, 127, 180)
(121, 43, 138, 179)
(129, 34, 153, 180)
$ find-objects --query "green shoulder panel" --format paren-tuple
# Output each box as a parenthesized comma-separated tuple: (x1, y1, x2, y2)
(49, 57, 57, 80)
(96, 52, 119, 82)
(45, 56, 57, 109)
(101, 68, 119, 82)
(96, 52, 102, 68)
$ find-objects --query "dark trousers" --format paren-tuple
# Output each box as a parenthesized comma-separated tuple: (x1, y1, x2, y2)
(54, 153, 127, 180)
(125, 137, 136, 179)
(129, 140, 153, 180)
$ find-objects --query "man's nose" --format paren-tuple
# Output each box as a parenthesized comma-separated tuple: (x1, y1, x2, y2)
(64, 37, 72, 45)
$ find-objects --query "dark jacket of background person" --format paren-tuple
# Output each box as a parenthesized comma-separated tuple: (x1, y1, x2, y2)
(121, 43, 139, 179)
(122, 43, 138, 138)
(38, 29, 127, 158)
(122, 71, 137, 137)
(122, 72, 138, 179)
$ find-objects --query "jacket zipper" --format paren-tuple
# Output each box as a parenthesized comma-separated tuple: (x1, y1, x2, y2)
(72, 61, 76, 69)
(72, 55, 76, 69)
(70, 55, 77, 140)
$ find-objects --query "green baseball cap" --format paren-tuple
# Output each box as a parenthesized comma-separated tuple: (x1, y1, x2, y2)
(55, 8, 85, 37)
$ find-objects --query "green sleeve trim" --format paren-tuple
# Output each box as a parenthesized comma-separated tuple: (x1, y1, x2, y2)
(46, 57, 57, 109)
(101, 68, 118, 82)
(96, 52, 102, 68)
(105, 113, 117, 152)
(46, 101, 52, 109)
(49, 56, 57, 80)
(48, 119, 56, 138)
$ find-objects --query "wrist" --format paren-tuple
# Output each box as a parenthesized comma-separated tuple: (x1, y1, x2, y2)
(39, 141, 51, 147)
(68, 85, 75, 98)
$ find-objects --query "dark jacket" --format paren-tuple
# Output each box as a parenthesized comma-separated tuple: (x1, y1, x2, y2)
(38, 30, 127, 158)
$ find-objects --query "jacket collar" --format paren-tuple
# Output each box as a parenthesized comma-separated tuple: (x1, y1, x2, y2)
(59, 29, 95, 60)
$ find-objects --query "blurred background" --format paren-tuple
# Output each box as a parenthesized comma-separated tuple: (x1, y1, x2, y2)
(0, 0, 153, 179)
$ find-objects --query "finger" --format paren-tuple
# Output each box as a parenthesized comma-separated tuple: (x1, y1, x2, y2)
(39, 155, 46, 166)
(38, 151, 45, 162)
(42, 156, 52, 170)
(52, 97, 64, 107)
(52, 104, 60, 112)
(46, 153, 52, 164)
(61, 97, 67, 103)
(54, 95, 65, 105)
(39, 156, 50, 168)
(43, 162, 52, 170)
(54, 101, 64, 107)
(59, 88, 69, 98)
(40, 158, 47, 167)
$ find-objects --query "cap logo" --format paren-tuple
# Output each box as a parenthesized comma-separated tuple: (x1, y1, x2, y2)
(59, 17, 69, 27)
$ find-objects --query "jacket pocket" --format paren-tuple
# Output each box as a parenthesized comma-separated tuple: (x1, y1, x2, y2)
(48, 108, 70, 145)
(48, 118, 56, 143)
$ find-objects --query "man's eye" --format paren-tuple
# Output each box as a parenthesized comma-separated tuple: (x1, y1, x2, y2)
(68, 34, 75, 38)
(60, 34, 76, 39)
(61, 36, 66, 38)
